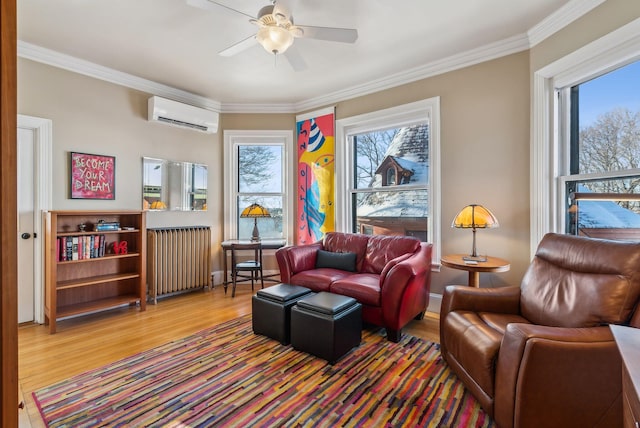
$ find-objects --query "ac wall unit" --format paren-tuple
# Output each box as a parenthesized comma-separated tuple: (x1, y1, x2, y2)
(148, 96, 219, 134)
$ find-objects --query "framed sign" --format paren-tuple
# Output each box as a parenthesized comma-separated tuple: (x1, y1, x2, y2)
(70, 152, 116, 200)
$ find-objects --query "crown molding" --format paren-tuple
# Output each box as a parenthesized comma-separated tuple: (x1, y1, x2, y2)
(293, 33, 530, 113)
(528, 0, 605, 47)
(18, 0, 601, 115)
(18, 41, 222, 113)
(220, 103, 297, 114)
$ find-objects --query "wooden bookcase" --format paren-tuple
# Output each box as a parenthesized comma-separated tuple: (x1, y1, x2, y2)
(44, 210, 147, 333)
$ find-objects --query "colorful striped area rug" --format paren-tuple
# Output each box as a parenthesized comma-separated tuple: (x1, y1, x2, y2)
(33, 315, 495, 427)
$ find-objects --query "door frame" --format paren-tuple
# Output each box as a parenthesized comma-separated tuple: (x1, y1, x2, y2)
(17, 115, 52, 324)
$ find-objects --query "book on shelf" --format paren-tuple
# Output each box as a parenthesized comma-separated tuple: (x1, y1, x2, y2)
(95, 222, 120, 231)
(71, 237, 79, 261)
(65, 237, 72, 261)
(57, 234, 110, 261)
(58, 237, 65, 261)
(86, 237, 90, 258)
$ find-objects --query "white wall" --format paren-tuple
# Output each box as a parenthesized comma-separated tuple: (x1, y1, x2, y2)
(18, 58, 223, 264)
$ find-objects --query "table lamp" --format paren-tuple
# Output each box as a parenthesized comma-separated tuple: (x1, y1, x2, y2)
(452, 204, 499, 262)
(240, 203, 271, 241)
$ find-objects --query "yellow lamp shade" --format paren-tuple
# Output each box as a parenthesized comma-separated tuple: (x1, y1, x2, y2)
(240, 203, 271, 218)
(452, 204, 499, 229)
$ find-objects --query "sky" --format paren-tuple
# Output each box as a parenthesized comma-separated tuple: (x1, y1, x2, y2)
(578, 59, 640, 127)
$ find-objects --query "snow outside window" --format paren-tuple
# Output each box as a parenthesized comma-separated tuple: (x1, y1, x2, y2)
(558, 60, 640, 240)
(335, 98, 441, 264)
(351, 125, 429, 240)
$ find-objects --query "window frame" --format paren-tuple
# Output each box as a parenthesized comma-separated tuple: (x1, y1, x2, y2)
(532, 17, 640, 256)
(223, 130, 294, 242)
(557, 81, 640, 235)
(335, 98, 441, 265)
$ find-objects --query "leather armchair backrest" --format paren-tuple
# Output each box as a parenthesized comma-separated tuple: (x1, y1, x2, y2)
(362, 235, 421, 274)
(520, 233, 640, 328)
(323, 232, 370, 271)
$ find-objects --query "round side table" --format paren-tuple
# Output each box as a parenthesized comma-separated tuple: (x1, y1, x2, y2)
(441, 254, 510, 287)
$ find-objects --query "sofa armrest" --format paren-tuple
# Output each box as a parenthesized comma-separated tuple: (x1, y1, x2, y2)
(440, 285, 521, 316)
(439, 286, 521, 353)
(380, 243, 433, 331)
(275, 243, 322, 283)
(494, 323, 622, 428)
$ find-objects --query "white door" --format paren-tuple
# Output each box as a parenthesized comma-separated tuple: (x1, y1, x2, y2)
(16, 115, 52, 325)
(17, 127, 36, 323)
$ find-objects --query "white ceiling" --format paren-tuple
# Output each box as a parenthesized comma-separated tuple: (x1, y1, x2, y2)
(18, 0, 590, 112)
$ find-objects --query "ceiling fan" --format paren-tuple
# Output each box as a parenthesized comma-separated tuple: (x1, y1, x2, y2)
(186, 0, 358, 71)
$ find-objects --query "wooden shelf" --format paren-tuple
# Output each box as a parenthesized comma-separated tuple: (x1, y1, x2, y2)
(57, 272, 141, 290)
(57, 294, 141, 318)
(57, 229, 140, 237)
(45, 210, 147, 333)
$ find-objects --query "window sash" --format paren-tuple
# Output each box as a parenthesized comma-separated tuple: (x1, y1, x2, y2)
(556, 65, 640, 235)
(335, 98, 441, 265)
(223, 130, 294, 242)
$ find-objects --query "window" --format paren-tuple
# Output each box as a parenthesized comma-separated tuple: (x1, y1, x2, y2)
(532, 19, 640, 252)
(386, 168, 397, 186)
(336, 98, 441, 262)
(351, 125, 429, 239)
(224, 130, 294, 241)
(558, 61, 640, 240)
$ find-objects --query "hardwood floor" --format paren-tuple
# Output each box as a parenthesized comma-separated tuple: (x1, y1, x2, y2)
(18, 284, 440, 427)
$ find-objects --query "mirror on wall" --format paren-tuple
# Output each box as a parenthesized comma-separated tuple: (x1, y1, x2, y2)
(142, 157, 208, 211)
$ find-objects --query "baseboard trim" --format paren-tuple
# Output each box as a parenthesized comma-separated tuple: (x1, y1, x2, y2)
(427, 292, 442, 315)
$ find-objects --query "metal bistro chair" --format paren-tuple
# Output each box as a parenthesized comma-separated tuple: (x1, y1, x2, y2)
(229, 242, 264, 298)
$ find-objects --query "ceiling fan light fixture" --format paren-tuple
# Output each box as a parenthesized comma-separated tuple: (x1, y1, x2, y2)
(256, 25, 294, 54)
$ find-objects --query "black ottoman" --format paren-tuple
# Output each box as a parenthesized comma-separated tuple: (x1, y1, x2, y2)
(252, 283, 312, 345)
(291, 292, 362, 364)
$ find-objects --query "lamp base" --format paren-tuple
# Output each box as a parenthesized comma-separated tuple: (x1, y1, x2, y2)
(463, 255, 487, 262)
(251, 219, 260, 242)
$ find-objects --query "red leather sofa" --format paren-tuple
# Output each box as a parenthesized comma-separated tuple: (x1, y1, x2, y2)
(276, 232, 433, 342)
(440, 233, 640, 428)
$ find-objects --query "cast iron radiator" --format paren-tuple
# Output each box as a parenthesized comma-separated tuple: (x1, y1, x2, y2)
(147, 226, 211, 303)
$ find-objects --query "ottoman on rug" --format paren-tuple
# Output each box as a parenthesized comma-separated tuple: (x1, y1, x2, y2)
(291, 292, 362, 363)
(252, 283, 312, 345)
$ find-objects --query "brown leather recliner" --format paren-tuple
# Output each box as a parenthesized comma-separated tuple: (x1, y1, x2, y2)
(440, 233, 640, 428)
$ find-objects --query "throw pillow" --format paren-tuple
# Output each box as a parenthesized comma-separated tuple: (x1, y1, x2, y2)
(315, 249, 357, 272)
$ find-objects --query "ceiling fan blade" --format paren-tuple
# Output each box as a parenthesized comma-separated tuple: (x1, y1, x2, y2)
(186, 0, 256, 20)
(219, 34, 258, 57)
(294, 25, 358, 43)
(283, 44, 307, 72)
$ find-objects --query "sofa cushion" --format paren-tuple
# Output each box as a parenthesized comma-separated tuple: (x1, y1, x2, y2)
(289, 269, 353, 292)
(330, 273, 381, 306)
(478, 312, 530, 335)
(323, 232, 370, 271)
(362, 235, 421, 274)
(315, 249, 357, 272)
